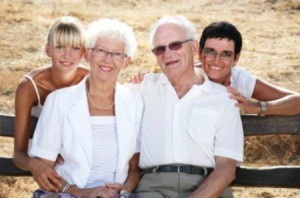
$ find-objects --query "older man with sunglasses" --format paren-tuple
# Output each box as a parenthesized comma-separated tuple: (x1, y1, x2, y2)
(134, 16, 244, 198)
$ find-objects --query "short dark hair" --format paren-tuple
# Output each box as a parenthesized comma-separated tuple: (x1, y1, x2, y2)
(199, 21, 242, 55)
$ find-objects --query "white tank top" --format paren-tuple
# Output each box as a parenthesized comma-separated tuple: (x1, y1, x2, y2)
(24, 75, 43, 118)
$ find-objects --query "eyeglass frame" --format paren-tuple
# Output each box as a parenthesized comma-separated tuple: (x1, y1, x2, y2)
(88, 47, 128, 61)
(151, 39, 192, 56)
(202, 48, 235, 61)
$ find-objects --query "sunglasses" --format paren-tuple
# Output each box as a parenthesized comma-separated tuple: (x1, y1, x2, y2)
(151, 39, 192, 56)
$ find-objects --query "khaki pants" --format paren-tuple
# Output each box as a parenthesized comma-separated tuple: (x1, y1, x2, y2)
(135, 172, 233, 198)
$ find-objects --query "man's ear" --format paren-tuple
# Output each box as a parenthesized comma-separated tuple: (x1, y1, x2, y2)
(192, 40, 199, 57)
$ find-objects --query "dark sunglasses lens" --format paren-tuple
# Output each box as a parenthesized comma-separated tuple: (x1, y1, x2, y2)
(169, 41, 183, 51)
(152, 46, 166, 56)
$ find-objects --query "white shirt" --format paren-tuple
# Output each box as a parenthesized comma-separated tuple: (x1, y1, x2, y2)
(230, 67, 256, 99)
(138, 73, 244, 168)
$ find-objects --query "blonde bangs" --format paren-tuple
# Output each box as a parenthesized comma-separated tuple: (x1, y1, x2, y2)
(47, 16, 85, 48)
(49, 27, 84, 47)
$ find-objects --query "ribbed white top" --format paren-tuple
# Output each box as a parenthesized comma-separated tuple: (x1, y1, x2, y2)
(85, 116, 118, 188)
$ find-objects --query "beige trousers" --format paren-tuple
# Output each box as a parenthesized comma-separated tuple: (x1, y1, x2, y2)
(135, 172, 233, 198)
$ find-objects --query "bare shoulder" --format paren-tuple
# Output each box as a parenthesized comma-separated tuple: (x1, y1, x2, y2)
(74, 65, 90, 83)
(25, 66, 50, 78)
(77, 65, 90, 74)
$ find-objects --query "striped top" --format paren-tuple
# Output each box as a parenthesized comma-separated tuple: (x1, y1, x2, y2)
(85, 116, 118, 188)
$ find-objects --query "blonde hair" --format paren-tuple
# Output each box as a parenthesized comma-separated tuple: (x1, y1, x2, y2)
(47, 16, 85, 48)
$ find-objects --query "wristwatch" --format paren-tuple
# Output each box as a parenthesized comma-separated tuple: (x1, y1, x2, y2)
(259, 101, 267, 116)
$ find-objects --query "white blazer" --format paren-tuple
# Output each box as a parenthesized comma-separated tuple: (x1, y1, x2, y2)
(29, 77, 143, 188)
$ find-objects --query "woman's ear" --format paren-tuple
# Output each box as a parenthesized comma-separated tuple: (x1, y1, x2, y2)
(122, 56, 131, 70)
(44, 45, 50, 57)
(233, 52, 241, 66)
(84, 49, 90, 63)
(198, 48, 203, 62)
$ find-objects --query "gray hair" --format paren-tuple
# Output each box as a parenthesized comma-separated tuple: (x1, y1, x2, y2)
(85, 18, 137, 57)
(149, 15, 197, 47)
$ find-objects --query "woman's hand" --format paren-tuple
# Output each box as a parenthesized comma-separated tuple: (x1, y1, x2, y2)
(227, 86, 261, 114)
(29, 158, 61, 192)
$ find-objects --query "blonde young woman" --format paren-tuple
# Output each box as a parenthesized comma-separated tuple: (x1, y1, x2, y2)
(13, 16, 89, 190)
(29, 18, 143, 198)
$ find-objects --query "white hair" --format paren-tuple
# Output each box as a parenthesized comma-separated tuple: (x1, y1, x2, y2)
(149, 15, 197, 47)
(85, 18, 137, 57)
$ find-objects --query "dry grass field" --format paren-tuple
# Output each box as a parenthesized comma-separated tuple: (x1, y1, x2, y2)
(0, 0, 299, 197)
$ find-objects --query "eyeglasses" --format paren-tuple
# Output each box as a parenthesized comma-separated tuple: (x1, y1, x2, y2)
(151, 39, 192, 56)
(89, 47, 127, 62)
(202, 48, 234, 61)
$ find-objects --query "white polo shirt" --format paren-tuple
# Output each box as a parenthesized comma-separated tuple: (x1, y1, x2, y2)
(138, 73, 244, 168)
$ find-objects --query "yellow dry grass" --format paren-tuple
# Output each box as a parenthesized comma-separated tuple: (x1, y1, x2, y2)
(0, 0, 299, 197)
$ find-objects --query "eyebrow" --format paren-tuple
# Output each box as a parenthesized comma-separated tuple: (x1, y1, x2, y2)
(204, 47, 233, 54)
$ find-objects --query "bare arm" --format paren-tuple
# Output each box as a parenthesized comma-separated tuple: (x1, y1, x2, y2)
(189, 157, 236, 198)
(228, 79, 300, 115)
(13, 79, 61, 191)
(123, 153, 141, 192)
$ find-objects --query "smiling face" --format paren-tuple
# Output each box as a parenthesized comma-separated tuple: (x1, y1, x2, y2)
(152, 23, 198, 81)
(199, 38, 240, 84)
(46, 44, 84, 73)
(85, 36, 130, 84)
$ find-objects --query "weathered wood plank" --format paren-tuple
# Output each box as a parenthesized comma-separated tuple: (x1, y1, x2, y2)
(241, 115, 300, 135)
(0, 157, 31, 176)
(1, 114, 300, 137)
(232, 166, 300, 188)
(0, 114, 37, 137)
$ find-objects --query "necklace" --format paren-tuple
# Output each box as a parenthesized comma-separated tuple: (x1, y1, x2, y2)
(86, 83, 115, 110)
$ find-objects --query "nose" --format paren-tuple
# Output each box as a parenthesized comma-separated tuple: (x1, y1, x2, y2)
(164, 46, 173, 57)
(63, 48, 72, 58)
(103, 52, 113, 62)
(213, 54, 221, 64)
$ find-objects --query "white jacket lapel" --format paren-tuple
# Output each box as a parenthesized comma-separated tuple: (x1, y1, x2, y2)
(67, 78, 93, 166)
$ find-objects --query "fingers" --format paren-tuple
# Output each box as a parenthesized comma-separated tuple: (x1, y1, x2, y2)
(105, 183, 122, 189)
(34, 172, 59, 192)
(31, 161, 61, 192)
(127, 73, 145, 84)
(95, 187, 118, 198)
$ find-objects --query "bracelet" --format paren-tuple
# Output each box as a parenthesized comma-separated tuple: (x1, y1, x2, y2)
(62, 183, 76, 193)
(120, 190, 131, 198)
(259, 101, 267, 117)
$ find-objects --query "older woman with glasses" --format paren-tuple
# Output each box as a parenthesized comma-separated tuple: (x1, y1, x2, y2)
(29, 18, 143, 198)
